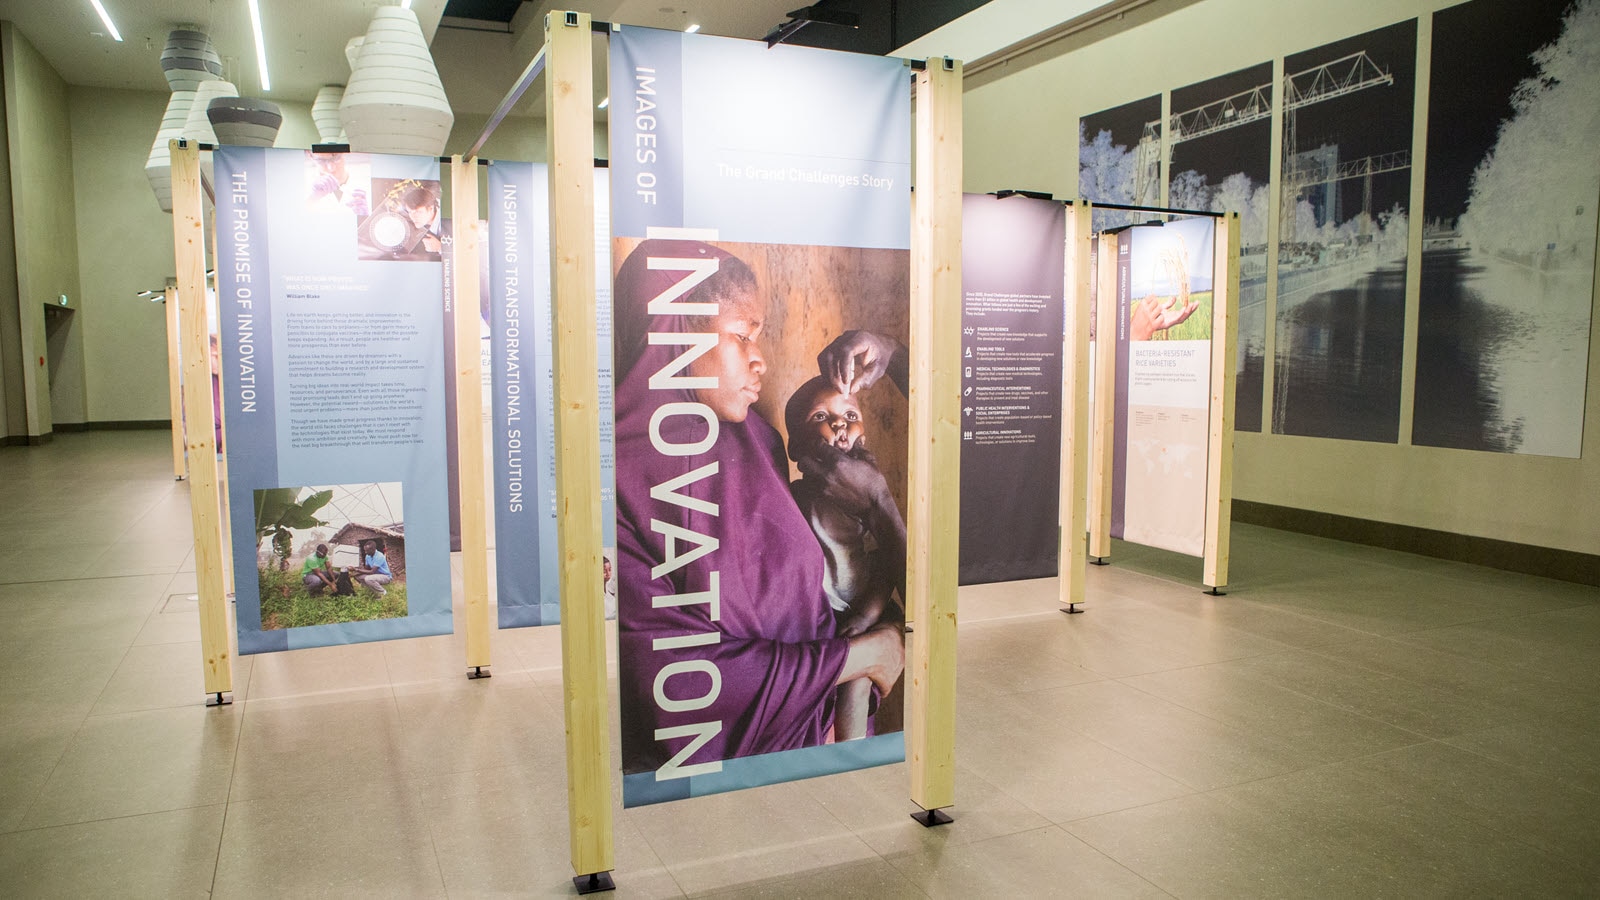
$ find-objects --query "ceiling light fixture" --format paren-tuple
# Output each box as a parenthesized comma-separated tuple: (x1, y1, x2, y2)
(401, 0, 413, 8)
(88, 0, 123, 41)
(685, 23, 700, 33)
(246, 0, 271, 91)
(597, 96, 609, 109)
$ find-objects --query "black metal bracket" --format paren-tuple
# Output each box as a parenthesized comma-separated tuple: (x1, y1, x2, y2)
(1090, 557, 1109, 566)
(573, 871, 616, 894)
(1204, 587, 1227, 596)
(468, 666, 491, 680)
(205, 691, 233, 708)
(912, 808, 953, 827)
(1062, 603, 1084, 615)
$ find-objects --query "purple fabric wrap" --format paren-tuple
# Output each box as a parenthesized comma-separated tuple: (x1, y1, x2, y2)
(614, 240, 848, 776)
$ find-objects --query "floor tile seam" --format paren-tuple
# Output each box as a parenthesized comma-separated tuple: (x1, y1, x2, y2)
(15, 798, 232, 835)
(1436, 730, 1600, 802)
(1296, 633, 1556, 703)
(961, 820, 1180, 898)
(1106, 670, 1434, 759)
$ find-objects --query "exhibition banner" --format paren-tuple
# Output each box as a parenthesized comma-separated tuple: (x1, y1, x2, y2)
(958, 193, 1065, 584)
(1110, 216, 1216, 558)
(488, 162, 617, 627)
(214, 147, 454, 654)
(609, 26, 911, 807)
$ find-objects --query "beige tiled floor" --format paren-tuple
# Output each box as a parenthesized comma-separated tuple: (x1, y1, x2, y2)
(2, 431, 1599, 897)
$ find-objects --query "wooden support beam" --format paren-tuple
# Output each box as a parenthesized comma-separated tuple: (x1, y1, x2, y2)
(1057, 202, 1092, 607)
(164, 285, 185, 480)
(1203, 213, 1240, 591)
(908, 57, 962, 815)
(170, 139, 232, 698)
(546, 10, 615, 881)
(452, 157, 493, 673)
(1088, 233, 1118, 560)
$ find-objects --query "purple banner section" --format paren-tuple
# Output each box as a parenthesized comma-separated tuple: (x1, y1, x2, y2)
(958, 193, 1066, 585)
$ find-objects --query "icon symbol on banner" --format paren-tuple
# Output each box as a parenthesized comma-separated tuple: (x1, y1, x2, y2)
(963, 431, 973, 440)
(963, 386, 972, 397)
(964, 347, 972, 358)
(963, 326, 974, 336)
(963, 407, 972, 416)
(964, 366, 971, 378)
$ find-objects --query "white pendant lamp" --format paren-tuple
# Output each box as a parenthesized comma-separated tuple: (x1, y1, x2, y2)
(145, 91, 196, 212)
(160, 29, 223, 92)
(209, 97, 284, 148)
(312, 86, 346, 144)
(344, 36, 365, 73)
(182, 80, 239, 145)
(339, 8, 453, 157)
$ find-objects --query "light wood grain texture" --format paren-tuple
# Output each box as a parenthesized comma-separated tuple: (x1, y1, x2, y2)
(1203, 213, 1239, 590)
(170, 140, 232, 697)
(908, 59, 961, 814)
(546, 11, 614, 879)
(1057, 202, 1092, 607)
(1088, 233, 1118, 560)
(164, 286, 186, 479)
(451, 157, 493, 671)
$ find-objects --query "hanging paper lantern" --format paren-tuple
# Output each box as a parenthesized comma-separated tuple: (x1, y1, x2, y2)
(311, 86, 346, 144)
(182, 81, 239, 145)
(145, 91, 196, 212)
(160, 29, 223, 92)
(344, 36, 366, 73)
(208, 97, 283, 148)
(340, 8, 453, 157)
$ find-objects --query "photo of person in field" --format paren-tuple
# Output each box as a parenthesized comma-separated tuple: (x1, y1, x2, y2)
(253, 482, 409, 630)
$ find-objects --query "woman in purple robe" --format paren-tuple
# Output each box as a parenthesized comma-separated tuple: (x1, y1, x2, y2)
(613, 239, 905, 778)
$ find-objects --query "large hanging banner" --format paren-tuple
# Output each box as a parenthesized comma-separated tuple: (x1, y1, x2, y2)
(488, 162, 617, 627)
(1111, 216, 1216, 557)
(1413, 0, 1597, 456)
(958, 193, 1065, 584)
(609, 26, 911, 807)
(215, 147, 453, 653)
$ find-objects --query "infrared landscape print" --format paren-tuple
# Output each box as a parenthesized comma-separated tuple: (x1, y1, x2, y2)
(1274, 20, 1417, 443)
(1079, 95, 1161, 231)
(1168, 63, 1273, 433)
(1413, 0, 1599, 457)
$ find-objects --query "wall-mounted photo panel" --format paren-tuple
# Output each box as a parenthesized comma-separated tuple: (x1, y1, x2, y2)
(1413, 0, 1598, 457)
(1169, 63, 1272, 433)
(1110, 216, 1217, 557)
(1274, 20, 1417, 443)
(1079, 94, 1162, 230)
(608, 27, 910, 807)
(488, 161, 617, 627)
(214, 147, 454, 653)
(958, 193, 1066, 584)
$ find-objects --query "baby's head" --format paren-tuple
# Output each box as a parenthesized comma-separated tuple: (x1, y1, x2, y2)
(785, 376, 866, 462)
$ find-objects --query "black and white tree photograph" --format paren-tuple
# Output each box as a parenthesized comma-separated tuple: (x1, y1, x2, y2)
(1168, 62, 1273, 432)
(1413, 0, 1598, 457)
(1079, 94, 1161, 231)
(1274, 20, 1417, 443)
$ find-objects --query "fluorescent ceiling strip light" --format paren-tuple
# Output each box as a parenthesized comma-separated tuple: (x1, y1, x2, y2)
(88, 0, 123, 41)
(685, 23, 700, 33)
(247, 0, 271, 91)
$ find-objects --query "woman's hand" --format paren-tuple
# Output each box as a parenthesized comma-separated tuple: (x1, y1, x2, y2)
(818, 331, 908, 396)
(840, 623, 905, 695)
(797, 444, 892, 520)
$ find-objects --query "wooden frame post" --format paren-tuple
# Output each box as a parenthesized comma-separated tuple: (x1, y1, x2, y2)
(1203, 213, 1239, 592)
(908, 57, 961, 818)
(1087, 233, 1118, 561)
(1057, 202, 1092, 610)
(546, 10, 614, 887)
(164, 284, 186, 480)
(452, 157, 493, 676)
(170, 139, 232, 701)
